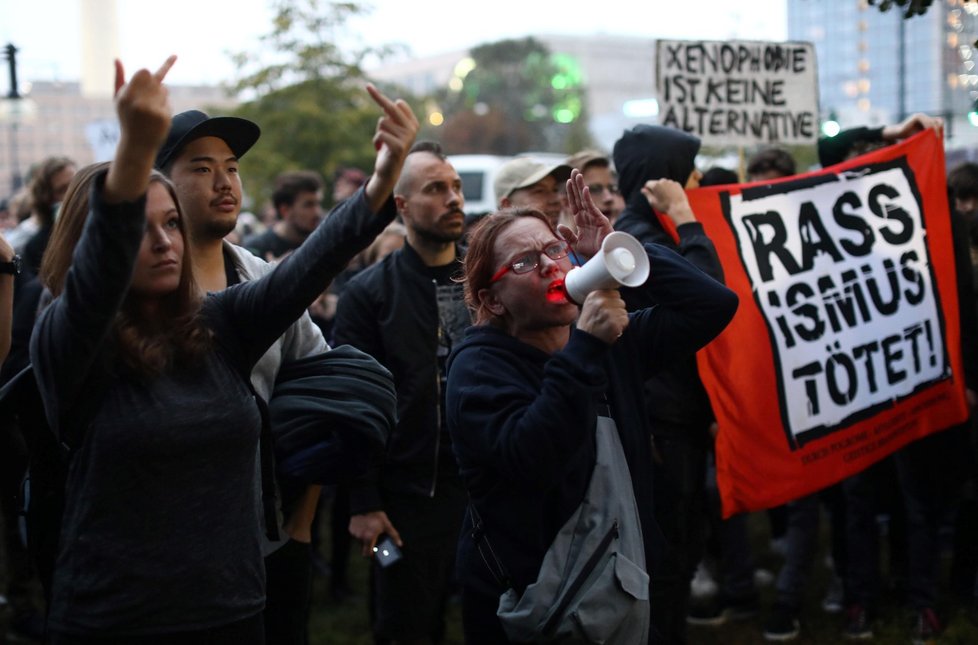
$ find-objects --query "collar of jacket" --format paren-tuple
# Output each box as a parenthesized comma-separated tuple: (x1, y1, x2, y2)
(397, 239, 464, 275)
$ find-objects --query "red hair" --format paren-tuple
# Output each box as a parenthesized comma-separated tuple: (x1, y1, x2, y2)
(461, 208, 556, 326)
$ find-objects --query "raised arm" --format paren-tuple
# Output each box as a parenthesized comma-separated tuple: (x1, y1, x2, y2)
(103, 56, 175, 202)
(621, 242, 738, 379)
(363, 84, 420, 214)
(30, 57, 176, 435)
(219, 84, 419, 367)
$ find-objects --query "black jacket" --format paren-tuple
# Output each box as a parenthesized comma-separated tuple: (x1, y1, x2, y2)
(612, 124, 725, 434)
(447, 242, 739, 599)
(332, 242, 466, 512)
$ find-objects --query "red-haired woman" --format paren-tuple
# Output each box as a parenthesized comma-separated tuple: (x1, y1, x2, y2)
(446, 172, 738, 643)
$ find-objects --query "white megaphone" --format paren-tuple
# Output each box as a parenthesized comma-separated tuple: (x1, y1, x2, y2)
(563, 231, 650, 304)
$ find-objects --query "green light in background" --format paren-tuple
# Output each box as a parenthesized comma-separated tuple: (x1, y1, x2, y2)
(553, 108, 574, 123)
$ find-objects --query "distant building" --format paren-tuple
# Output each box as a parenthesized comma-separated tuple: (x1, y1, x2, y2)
(0, 0, 237, 196)
(0, 81, 235, 197)
(788, 0, 978, 150)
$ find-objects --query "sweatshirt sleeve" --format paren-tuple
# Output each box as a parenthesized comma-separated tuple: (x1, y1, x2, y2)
(218, 187, 396, 369)
(817, 126, 885, 168)
(675, 221, 725, 282)
(617, 210, 725, 283)
(621, 242, 739, 380)
(30, 176, 145, 439)
(447, 330, 610, 493)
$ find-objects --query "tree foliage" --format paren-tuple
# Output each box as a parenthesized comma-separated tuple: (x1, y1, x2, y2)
(225, 0, 410, 207)
(866, 0, 937, 18)
(427, 37, 593, 155)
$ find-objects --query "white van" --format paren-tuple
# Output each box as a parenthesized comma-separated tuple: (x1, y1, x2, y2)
(447, 154, 512, 217)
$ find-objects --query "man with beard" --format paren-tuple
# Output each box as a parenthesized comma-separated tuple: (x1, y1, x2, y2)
(333, 141, 470, 645)
(244, 170, 325, 260)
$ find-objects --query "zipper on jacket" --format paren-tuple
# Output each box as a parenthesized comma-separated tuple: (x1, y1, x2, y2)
(430, 278, 442, 498)
(542, 520, 620, 637)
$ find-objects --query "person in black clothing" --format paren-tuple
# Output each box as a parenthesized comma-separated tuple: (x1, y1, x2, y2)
(31, 57, 417, 643)
(243, 170, 325, 261)
(332, 141, 470, 644)
(612, 124, 727, 644)
(0, 234, 13, 365)
(816, 112, 978, 643)
(446, 171, 737, 643)
(17, 156, 77, 275)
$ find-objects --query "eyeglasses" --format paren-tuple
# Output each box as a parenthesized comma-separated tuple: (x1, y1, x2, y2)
(587, 183, 619, 196)
(490, 239, 570, 283)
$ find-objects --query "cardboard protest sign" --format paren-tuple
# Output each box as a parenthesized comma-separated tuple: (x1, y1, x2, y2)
(656, 40, 819, 147)
(686, 130, 969, 516)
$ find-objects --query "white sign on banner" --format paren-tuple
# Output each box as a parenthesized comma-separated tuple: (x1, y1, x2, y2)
(725, 162, 946, 446)
(655, 40, 819, 147)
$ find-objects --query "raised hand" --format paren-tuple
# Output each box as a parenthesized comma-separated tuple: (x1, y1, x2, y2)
(114, 56, 176, 156)
(364, 83, 420, 213)
(561, 169, 613, 258)
(641, 178, 697, 227)
(105, 56, 176, 203)
(883, 112, 943, 142)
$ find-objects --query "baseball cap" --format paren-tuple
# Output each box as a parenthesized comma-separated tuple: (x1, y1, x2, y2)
(566, 149, 611, 171)
(155, 110, 261, 170)
(494, 157, 572, 205)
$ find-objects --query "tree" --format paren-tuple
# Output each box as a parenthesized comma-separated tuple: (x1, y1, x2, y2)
(426, 37, 593, 155)
(225, 0, 412, 207)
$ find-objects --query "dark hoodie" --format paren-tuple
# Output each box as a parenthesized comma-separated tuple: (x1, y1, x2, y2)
(612, 124, 725, 434)
(446, 242, 738, 625)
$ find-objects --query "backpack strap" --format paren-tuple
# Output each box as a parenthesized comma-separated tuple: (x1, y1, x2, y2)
(467, 502, 513, 590)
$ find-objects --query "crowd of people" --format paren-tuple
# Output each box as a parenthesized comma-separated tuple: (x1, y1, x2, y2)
(0, 55, 974, 645)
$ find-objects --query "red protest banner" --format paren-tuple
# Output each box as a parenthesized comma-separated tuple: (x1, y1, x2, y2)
(687, 130, 969, 517)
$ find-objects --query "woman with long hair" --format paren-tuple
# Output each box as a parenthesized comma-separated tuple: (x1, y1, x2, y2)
(31, 57, 417, 644)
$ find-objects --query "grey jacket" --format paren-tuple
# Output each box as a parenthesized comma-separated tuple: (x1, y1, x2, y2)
(224, 241, 328, 400)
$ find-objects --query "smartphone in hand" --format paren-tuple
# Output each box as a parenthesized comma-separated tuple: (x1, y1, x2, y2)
(373, 534, 402, 568)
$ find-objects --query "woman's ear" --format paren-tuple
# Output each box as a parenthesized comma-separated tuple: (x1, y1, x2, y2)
(478, 287, 505, 317)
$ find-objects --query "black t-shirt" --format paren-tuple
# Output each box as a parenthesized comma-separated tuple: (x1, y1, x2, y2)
(242, 229, 297, 261)
(425, 260, 469, 473)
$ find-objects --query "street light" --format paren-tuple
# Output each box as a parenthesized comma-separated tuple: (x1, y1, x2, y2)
(3, 43, 23, 193)
(968, 98, 978, 127)
(821, 109, 841, 137)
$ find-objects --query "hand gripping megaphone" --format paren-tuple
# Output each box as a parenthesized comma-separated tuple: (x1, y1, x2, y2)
(563, 231, 650, 304)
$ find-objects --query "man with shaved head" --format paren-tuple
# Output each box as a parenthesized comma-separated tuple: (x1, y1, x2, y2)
(334, 141, 470, 645)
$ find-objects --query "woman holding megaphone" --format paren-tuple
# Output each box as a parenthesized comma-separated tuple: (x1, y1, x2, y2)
(445, 169, 738, 644)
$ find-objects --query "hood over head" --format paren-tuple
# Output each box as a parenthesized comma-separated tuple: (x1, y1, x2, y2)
(612, 125, 701, 208)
